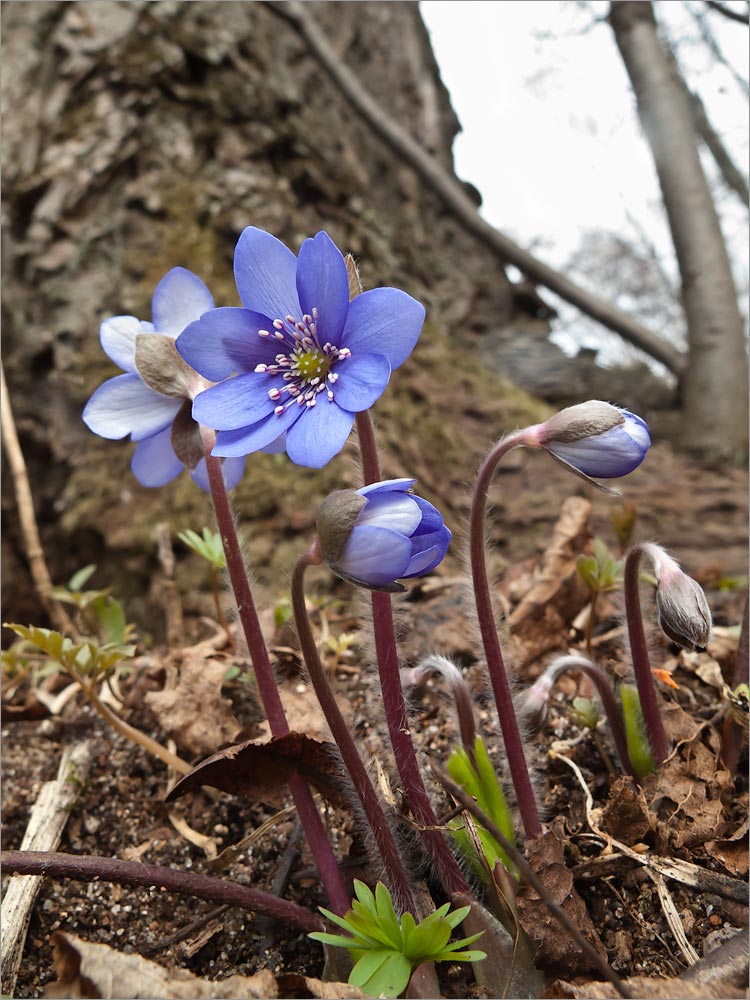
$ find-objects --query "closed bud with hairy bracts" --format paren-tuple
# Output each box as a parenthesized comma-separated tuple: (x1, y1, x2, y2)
(524, 400, 650, 484)
(315, 478, 451, 593)
(642, 543, 712, 651)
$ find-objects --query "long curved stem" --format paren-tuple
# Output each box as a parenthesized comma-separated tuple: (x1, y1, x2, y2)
(623, 546, 670, 764)
(1, 850, 322, 932)
(354, 412, 470, 895)
(292, 551, 416, 914)
(201, 431, 349, 914)
(470, 434, 541, 837)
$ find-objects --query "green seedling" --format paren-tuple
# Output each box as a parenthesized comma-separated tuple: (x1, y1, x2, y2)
(620, 684, 656, 779)
(5, 624, 135, 683)
(310, 880, 485, 998)
(51, 565, 134, 646)
(577, 538, 624, 654)
(178, 527, 230, 641)
(447, 737, 517, 882)
(571, 696, 600, 730)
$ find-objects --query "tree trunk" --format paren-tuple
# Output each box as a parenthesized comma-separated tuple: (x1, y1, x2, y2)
(609, 0, 749, 462)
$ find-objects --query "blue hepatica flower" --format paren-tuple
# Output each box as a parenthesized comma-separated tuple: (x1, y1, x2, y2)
(525, 400, 651, 481)
(83, 267, 246, 490)
(316, 478, 451, 592)
(176, 228, 426, 469)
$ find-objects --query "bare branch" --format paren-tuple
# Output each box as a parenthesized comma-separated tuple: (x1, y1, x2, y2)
(687, 86, 750, 206)
(705, 0, 750, 26)
(267, 0, 686, 377)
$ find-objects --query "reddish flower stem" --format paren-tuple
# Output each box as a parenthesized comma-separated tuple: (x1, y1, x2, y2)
(354, 412, 470, 895)
(292, 550, 416, 914)
(201, 431, 349, 914)
(470, 433, 541, 838)
(623, 545, 670, 765)
(1, 850, 322, 932)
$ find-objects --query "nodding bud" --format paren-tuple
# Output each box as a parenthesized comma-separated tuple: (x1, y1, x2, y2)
(315, 478, 452, 593)
(639, 543, 712, 651)
(524, 400, 650, 485)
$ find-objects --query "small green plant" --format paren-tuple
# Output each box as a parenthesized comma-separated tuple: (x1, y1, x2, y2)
(310, 880, 485, 998)
(577, 538, 624, 653)
(177, 528, 226, 570)
(4, 624, 136, 683)
(51, 565, 134, 646)
(447, 737, 517, 881)
(178, 527, 230, 640)
(620, 684, 656, 779)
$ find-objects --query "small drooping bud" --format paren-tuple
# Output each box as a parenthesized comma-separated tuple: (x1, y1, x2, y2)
(524, 400, 650, 488)
(315, 478, 451, 593)
(641, 543, 712, 651)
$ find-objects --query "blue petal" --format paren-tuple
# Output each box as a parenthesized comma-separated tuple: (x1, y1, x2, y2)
(411, 496, 445, 535)
(340, 287, 425, 370)
(332, 353, 391, 412)
(151, 267, 215, 336)
(285, 399, 355, 468)
(100, 315, 152, 372)
(192, 373, 280, 431)
(177, 308, 279, 381)
(357, 492, 422, 535)
(233, 227, 301, 320)
(296, 232, 349, 347)
(359, 478, 416, 498)
(83, 373, 181, 441)
(337, 525, 413, 587)
(131, 427, 183, 487)
(213, 406, 302, 457)
(404, 523, 452, 576)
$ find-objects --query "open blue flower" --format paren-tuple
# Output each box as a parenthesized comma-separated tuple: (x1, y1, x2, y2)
(83, 267, 246, 490)
(316, 478, 451, 592)
(525, 401, 650, 481)
(177, 228, 425, 469)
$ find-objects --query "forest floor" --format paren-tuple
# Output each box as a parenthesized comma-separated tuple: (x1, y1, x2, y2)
(2, 441, 748, 999)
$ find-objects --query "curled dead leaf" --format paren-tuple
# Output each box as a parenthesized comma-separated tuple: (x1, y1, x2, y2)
(165, 732, 349, 811)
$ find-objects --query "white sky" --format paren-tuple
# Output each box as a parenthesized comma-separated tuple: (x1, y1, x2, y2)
(421, 0, 749, 362)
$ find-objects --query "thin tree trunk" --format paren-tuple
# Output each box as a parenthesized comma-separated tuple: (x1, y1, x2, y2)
(610, 1, 749, 462)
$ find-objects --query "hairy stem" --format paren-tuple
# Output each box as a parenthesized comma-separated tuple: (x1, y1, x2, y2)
(623, 546, 670, 764)
(429, 764, 631, 1000)
(1, 851, 322, 933)
(201, 431, 349, 914)
(470, 434, 541, 837)
(354, 412, 470, 895)
(292, 550, 416, 914)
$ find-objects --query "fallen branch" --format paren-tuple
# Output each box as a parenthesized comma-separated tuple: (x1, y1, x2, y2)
(267, 0, 686, 376)
(1, 851, 324, 934)
(1, 743, 92, 996)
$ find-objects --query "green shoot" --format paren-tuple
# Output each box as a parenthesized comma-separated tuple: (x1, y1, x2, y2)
(577, 538, 624, 653)
(571, 696, 600, 731)
(620, 684, 656, 779)
(177, 528, 226, 570)
(310, 880, 485, 998)
(51, 565, 134, 646)
(178, 527, 231, 643)
(447, 737, 517, 881)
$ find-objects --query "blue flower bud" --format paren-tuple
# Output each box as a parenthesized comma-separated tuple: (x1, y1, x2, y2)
(526, 401, 650, 480)
(316, 478, 451, 592)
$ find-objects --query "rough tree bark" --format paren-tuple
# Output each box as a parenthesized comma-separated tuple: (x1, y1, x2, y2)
(609, 1, 749, 462)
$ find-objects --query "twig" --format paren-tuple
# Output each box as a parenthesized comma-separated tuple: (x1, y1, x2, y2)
(1, 851, 323, 934)
(1, 743, 92, 996)
(429, 758, 632, 999)
(257, 818, 303, 953)
(706, 0, 750, 26)
(155, 523, 184, 650)
(266, 1, 686, 376)
(1, 364, 76, 635)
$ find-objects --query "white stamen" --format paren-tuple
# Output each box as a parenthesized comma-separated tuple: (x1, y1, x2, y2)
(268, 388, 281, 400)
(312, 307, 319, 319)
(274, 405, 285, 415)
(274, 331, 286, 341)
(254, 364, 267, 373)
(259, 329, 270, 338)
(273, 319, 285, 330)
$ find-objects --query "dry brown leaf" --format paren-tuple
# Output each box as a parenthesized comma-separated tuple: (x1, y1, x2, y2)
(601, 776, 654, 845)
(276, 973, 365, 998)
(165, 732, 349, 811)
(515, 821, 608, 978)
(255, 682, 337, 743)
(144, 653, 240, 756)
(43, 931, 278, 998)
(509, 497, 592, 666)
